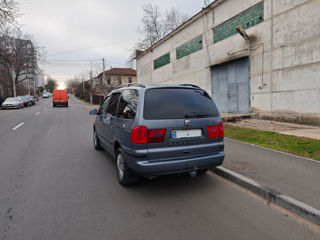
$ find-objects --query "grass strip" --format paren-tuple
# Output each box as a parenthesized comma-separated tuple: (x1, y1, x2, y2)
(224, 124, 320, 161)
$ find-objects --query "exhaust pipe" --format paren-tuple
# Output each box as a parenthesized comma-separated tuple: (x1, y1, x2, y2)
(189, 170, 198, 178)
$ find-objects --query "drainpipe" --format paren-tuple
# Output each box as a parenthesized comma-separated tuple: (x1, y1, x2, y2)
(236, 26, 252, 113)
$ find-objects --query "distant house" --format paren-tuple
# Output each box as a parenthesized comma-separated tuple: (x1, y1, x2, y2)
(96, 68, 137, 94)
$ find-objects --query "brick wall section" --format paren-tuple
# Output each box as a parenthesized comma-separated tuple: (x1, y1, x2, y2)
(213, 1, 264, 43)
(154, 52, 170, 70)
(176, 35, 203, 59)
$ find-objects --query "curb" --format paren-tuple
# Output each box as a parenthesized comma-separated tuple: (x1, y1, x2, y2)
(212, 166, 320, 226)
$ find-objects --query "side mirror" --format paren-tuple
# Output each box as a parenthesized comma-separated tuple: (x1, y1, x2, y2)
(89, 109, 98, 115)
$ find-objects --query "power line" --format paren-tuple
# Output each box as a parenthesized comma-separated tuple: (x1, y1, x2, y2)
(47, 59, 102, 62)
(44, 58, 127, 67)
(48, 41, 123, 56)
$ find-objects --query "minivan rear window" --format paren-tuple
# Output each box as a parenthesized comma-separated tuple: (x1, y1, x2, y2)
(144, 88, 219, 119)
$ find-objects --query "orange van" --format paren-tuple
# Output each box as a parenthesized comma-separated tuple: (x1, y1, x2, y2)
(53, 89, 68, 107)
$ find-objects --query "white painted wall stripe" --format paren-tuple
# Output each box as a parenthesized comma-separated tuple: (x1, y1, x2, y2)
(35, 112, 40, 116)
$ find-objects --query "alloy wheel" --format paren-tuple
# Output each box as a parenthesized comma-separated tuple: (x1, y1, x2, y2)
(93, 131, 97, 147)
(117, 153, 124, 180)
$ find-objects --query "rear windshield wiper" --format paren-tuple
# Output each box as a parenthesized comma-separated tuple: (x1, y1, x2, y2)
(184, 113, 213, 118)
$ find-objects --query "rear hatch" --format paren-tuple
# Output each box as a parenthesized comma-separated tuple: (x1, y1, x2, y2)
(142, 87, 223, 161)
(53, 90, 67, 102)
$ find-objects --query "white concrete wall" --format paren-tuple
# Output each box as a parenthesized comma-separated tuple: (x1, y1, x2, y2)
(136, 0, 320, 115)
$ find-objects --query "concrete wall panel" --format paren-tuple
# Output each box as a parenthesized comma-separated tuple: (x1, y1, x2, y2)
(273, 0, 320, 48)
(272, 89, 320, 113)
(273, 62, 320, 92)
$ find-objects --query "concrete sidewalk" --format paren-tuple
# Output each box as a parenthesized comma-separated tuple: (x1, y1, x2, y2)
(226, 118, 320, 140)
(222, 138, 320, 211)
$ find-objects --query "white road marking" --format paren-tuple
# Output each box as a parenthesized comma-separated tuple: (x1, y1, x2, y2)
(35, 112, 40, 116)
(12, 122, 24, 130)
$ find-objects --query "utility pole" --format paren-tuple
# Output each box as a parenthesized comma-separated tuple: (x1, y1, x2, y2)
(33, 79, 36, 96)
(27, 79, 30, 95)
(90, 70, 93, 104)
(33, 70, 37, 96)
(82, 78, 85, 99)
(102, 58, 106, 86)
(12, 68, 16, 97)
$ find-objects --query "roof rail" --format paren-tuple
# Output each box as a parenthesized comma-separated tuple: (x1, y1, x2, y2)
(179, 84, 201, 89)
(114, 83, 146, 90)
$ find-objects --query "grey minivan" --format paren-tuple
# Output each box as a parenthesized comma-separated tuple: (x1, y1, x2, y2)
(90, 84, 224, 186)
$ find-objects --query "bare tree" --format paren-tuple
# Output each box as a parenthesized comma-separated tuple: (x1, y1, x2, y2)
(0, 27, 45, 96)
(82, 62, 109, 97)
(0, 0, 19, 25)
(164, 7, 189, 33)
(129, 3, 188, 62)
(139, 3, 165, 50)
(45, 78, 57, 93)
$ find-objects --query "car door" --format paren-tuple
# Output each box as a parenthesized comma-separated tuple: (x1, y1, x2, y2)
(114, 90, 139, 147)
(95, 96, 110, 147)
(103, 92, 121, 153)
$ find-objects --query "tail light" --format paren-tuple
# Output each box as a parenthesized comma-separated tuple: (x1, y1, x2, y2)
(207, 122, 224, 138)
(131, 126, 166, 144)
(219, 122, 224, 137)
(131, 126, 148, 144)
(148, 129, 166, 143)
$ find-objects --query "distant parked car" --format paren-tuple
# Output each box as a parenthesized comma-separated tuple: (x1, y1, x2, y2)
(1, 97, 24, 109)
(27, 95, 35, 105)
(42, 92, 50, 98)
(18, 96, 31, 107)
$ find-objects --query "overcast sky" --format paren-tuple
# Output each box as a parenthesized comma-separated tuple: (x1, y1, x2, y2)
(17, 0, 210, 81)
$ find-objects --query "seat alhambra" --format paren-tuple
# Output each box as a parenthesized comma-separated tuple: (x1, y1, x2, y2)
(90, 84, 224, 186)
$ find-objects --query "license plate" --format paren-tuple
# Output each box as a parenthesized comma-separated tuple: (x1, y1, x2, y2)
(172, 129, 202, 139)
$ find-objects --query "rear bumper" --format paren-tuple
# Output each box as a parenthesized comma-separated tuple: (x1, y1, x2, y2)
(53, 101, 68, 105)
(124, 151, 224, 177)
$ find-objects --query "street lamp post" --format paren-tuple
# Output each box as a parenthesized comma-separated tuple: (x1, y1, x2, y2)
(236, 26, 251, 60)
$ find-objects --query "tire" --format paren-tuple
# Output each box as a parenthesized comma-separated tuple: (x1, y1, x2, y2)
(66, 103, 68, 107)
(53, 103, 56, 107)
(116, 148, 139, 187)
(93, 130, 103, 150)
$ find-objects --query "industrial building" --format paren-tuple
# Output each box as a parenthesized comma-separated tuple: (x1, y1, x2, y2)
(136, 0, 320, 124)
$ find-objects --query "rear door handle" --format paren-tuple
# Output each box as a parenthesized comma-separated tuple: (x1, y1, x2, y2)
(183, 150, 192, 154)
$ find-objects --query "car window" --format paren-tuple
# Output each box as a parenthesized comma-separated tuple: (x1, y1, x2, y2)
(117, 90, 138, 119)
(99, 97, 110, 115)
(107, 92, 121, 116)
(144, 88, 219, 119)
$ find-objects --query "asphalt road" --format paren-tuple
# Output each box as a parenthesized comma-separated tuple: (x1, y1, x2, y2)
(0, 95, 319, 240)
